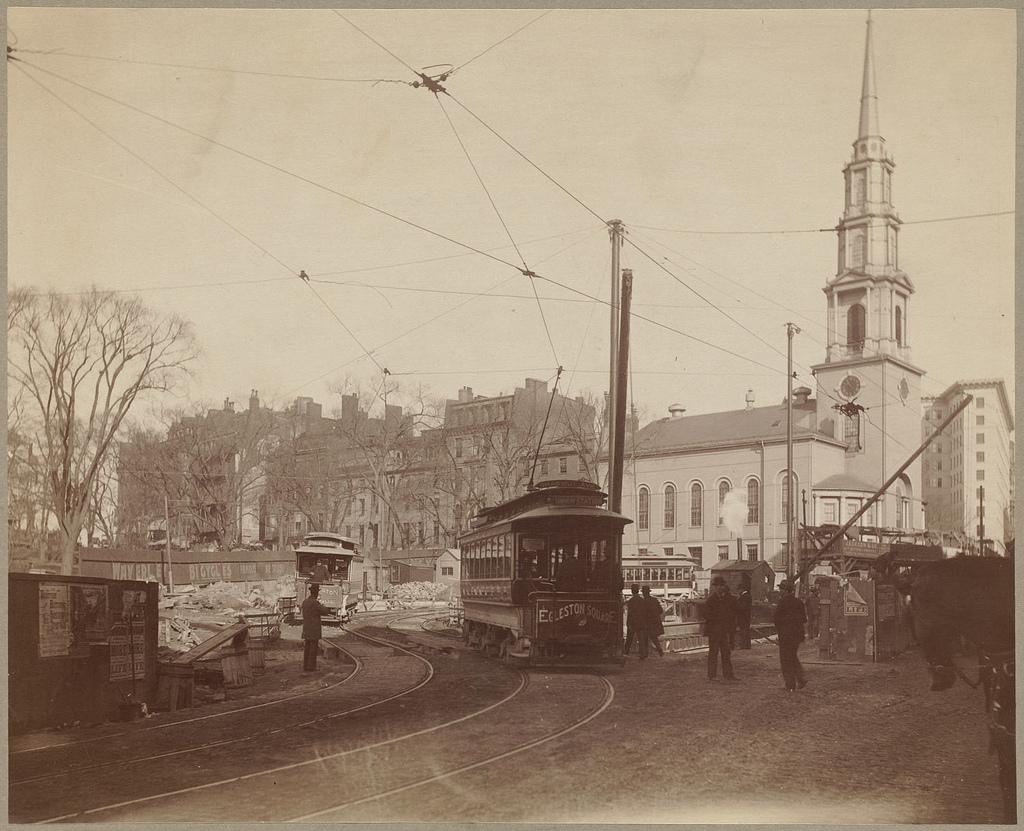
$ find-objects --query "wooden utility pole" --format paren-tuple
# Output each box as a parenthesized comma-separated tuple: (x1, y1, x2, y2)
(978, 484, 986, 554)
(163, 494, 174, 593)
(606, 220, 624, 492)
(610, 270, 633, 514)
(785, 322, 800, 577)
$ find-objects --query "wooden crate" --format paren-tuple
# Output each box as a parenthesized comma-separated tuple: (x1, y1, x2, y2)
(157, 662, 195, 712)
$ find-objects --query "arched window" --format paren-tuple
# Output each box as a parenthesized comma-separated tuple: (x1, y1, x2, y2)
(845, 411, 862, 450)
(780, 472, 798, 523)
(895, 306, 903, 347)
(746, 479, 759, 524)
(847, 303, 866, 347)
(717, 480, 731, 526)
(690, 483, 703, 527)
(637, 486, 650, 531)
(663, 483, 676, 529)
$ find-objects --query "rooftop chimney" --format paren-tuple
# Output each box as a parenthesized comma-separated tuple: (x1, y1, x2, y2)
(668, 403, 686, 420)
(745, 390, 755, 410)
(249, 389, 259, 411)
(458, 386, 474, 404)
(793, 386, 812, 406)
(223, 397, 235, 413)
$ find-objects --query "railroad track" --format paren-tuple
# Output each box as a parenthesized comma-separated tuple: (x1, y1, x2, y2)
(16, 613, 615, 824)
(11, 611, 438, 822)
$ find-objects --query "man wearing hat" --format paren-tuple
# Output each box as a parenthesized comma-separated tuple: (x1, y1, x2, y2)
(703, 576, 737, 680)
(774, 579, 808, 691)
(301, 583, 332, 672)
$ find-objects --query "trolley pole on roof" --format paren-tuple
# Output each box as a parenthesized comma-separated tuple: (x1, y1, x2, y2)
(609, 270, 633, 514)
(607, 220, 624, 494)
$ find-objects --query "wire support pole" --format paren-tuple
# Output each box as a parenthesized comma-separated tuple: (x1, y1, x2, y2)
(794, 393, 974, 584)
(609, 270, 633, 515)
(785, 322, 800, 579)
(607, 219, 624, 497)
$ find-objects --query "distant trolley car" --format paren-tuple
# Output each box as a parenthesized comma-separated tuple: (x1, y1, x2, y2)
(278, 531, 364, 625)
(459, 480, 631, 666)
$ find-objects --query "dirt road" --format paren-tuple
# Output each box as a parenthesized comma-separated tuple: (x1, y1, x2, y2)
(9, 616, 1006, 824)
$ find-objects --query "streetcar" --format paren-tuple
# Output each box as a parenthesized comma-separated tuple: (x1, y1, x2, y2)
(278, 531, 364, 625)
(459, 480, 631, 666)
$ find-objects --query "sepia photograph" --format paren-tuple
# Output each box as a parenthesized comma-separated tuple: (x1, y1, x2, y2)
(5, 5, 1017, 826)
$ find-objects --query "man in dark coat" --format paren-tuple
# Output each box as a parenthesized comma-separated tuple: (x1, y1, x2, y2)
(774, 579, 808, 691)
(642, 586, 665, 656)
(625, 584, 645, 657)
(703, 576, 736, 680)
(735, 578, 753, 650)
(301, 583, 332, 672)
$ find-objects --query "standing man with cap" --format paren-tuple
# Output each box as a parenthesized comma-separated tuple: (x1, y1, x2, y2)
(625, 584, 646, 658)
(641, 586, 665, 656)
(703, 576, 737, 680)
(301, 583, 332, 672)
(774, 579, 808, 691)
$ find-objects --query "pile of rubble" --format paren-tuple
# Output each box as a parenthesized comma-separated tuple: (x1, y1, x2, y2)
(387, 581, 452, 602)
(162, 576, 294, 617)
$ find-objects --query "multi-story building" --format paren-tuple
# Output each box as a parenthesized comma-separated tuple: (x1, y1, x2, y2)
(921, 379, 1014, 554)
(619, 15, 925, 573)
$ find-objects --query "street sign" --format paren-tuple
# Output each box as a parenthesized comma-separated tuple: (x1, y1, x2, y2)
(838, 540, 890, 560)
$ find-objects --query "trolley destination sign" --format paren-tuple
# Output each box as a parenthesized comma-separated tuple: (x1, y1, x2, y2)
(535, 597, 619, 638)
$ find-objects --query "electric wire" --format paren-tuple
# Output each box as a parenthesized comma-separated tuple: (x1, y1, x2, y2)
(10, 47, 413, 85)
(283, 227, 599, 399)
(14, 59, 526, 276)
(447, 10, 553, 77)
(13, 60, 783, 384)
(445, 92, 607, 225)
(433, 93, 559, 368)
(630, 228, 963, 439)
(630, 209, 1014, 235)
(13, 60, 386, 376)
(330, 10, 421, 78)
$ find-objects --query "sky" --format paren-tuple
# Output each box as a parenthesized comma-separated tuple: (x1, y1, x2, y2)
(7, 7, 1016, 427)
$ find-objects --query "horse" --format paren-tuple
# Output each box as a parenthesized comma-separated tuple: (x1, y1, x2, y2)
(910, 556, 1015, 822)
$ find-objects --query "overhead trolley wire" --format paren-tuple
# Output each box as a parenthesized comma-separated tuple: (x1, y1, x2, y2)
(14, 58, 526, 276)
(630, 209, 1014, 235)
(433, 93, 559, 367)
(445, 92, 608, 225)
(13, 59, 387, 375)
(331, 10, 421, 78)
(9, 47, 413, 85)
(15, 61, 787, 386)
(447, 10, 554, 77)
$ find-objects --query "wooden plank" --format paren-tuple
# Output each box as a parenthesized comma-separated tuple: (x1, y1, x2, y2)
(171, 622, 248, 665)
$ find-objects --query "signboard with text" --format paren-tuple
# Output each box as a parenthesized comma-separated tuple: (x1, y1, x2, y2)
(534, 597, 619, 642)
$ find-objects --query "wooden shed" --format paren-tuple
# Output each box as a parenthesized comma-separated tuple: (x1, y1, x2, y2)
(709, 559, 776, 603)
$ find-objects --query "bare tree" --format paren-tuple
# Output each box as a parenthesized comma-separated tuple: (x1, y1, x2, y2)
(7, 287, 198, 573)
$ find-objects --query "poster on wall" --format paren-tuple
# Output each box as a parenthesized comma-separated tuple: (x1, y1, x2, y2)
(109, 588, 147, 681)
(38, 582, 72, 658)
(70, 584, 109, 648)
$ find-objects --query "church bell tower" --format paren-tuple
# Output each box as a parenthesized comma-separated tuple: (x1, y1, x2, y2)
(813, 13, 925, 527)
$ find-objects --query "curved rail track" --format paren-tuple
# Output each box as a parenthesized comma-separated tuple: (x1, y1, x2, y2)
(16, 612, 615, 824)
(11, 613, 436, 816)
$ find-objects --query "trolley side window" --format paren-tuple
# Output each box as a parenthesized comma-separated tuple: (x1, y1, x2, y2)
(519, 536, 548, 579)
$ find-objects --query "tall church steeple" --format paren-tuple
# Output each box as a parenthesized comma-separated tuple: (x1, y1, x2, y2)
(858, 11, 880, 140)
(823, 11, 914, 366)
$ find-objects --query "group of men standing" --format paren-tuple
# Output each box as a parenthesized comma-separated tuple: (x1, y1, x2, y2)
(624, 584, 665, 659)
(702, 575, 816, 690)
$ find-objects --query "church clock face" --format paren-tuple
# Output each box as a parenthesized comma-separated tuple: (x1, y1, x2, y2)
(898, 377, 910, 403)
(840, 374, 861, 400)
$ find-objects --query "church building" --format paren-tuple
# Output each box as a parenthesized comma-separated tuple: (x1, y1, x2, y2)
(620, 15, 925, 575)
